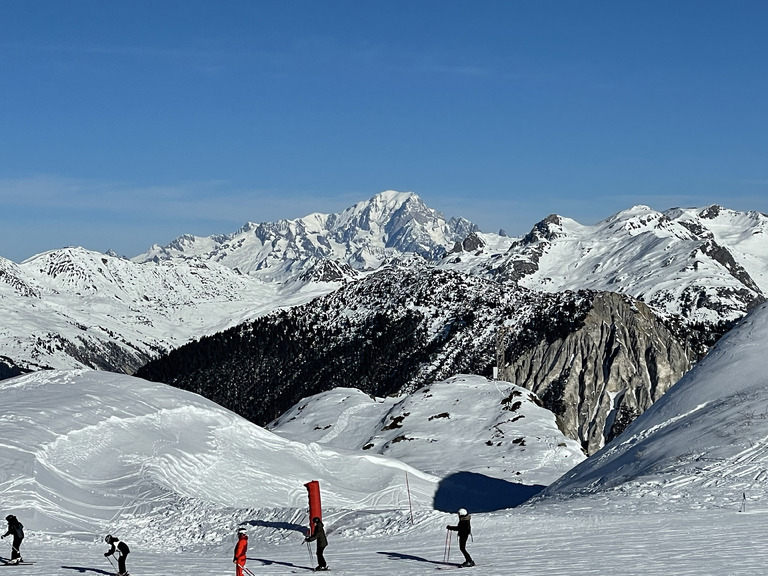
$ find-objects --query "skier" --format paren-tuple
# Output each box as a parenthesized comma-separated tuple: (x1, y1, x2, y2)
(304, 516, 328, 571)
(104, 534, 131, 576)
(1, 515, 24, 564)
(233, 527, 248, 576)
(447, 508, 475, 567)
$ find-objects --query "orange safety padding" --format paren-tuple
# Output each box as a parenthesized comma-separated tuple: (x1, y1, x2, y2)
(304, 480, 322, 534)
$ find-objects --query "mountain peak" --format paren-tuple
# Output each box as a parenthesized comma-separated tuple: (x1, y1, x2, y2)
(132, 190, 477, 280)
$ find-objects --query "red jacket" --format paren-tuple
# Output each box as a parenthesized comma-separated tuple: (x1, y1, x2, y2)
(233, 534, 248, 562)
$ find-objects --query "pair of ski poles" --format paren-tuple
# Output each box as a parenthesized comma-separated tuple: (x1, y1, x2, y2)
(443, 529, 453, 562)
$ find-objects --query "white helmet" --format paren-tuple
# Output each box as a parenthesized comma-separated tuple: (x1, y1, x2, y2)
(458, 508, 468, 516)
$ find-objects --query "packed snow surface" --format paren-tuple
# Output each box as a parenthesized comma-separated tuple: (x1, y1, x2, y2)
(4, 299, 768, 576)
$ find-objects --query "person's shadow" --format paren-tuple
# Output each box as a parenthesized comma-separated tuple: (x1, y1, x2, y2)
(377, 551, 455, 567)
(250, 557, 314, 571)
(61, 567, 113, 575)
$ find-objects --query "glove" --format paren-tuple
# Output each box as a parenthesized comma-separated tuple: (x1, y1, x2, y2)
(104, 552, 109, 557)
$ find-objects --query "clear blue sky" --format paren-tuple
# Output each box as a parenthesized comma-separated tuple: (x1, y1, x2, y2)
(1, 0, 767, 262)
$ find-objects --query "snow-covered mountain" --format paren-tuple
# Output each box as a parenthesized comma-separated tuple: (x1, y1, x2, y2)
(542, 300, 768, 506)
(447, 205, 768, 327)
(3, 194, 765, 380)
(134, 190, 477, 279)
(0, 191, 476, 375)
(0, 247, 332, 375)
(136, 262, 691, 454)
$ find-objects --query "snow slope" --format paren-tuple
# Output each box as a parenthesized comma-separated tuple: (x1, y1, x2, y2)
(4, 358, 768, 574)
(269, 375, 584, 486)
(0, 370, 437, 552)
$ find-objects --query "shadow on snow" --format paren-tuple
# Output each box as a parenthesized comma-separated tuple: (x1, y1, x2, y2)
(61, 567, 114, 575)
(250, 557, 313, 570)
(377, 551, 454, 567)
(433, 471, 544, 513)
(241, 519, 307, 534)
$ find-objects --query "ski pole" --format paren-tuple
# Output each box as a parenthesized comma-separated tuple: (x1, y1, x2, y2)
(106, 554, 117, 573)
(306, 540, 314, 564)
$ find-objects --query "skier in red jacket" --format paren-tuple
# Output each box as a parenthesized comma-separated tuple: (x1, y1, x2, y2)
(233, 527, 248, 576)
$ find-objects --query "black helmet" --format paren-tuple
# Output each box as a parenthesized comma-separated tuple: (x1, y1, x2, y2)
(312, 517, 321, 523)
(5, 515, 14, 522)
(104, 534, 113, 543)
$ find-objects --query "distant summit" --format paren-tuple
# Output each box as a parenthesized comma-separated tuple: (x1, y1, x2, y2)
(133, 190, 478, 281)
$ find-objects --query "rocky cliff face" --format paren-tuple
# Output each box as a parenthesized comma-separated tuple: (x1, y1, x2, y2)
(498, 292, 690, 454)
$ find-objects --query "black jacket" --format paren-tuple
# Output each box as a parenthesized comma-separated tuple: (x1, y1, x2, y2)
(106, 539, 130, 557)
(447, 515, 471, 538)
(2, 518, 23, 540)
(306, 520, 328, 548)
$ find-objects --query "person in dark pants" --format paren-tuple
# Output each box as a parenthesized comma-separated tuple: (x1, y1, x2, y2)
(447, 508, 475, 567)
(104, 534, 130, 576)
(304, 516, 328, 571)
(1, 515, 24, 564)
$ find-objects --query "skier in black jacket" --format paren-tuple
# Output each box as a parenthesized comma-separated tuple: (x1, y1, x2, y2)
(104, 534, 131, 576)
(1, 515, 24, 564)
(447, 508, 475, 567)
(304, 517, 329, 571)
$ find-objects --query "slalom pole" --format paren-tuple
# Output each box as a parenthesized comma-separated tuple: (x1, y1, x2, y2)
(405, 472, 414, 525)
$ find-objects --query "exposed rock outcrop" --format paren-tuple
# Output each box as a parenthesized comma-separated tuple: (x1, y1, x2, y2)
(498, 292, 691, 454)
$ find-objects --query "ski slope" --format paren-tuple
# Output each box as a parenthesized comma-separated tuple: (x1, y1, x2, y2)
(4, 301, 768, 575)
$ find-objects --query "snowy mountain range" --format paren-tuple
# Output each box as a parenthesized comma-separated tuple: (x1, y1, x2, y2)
(2, 191, 767, 462)
(442, 204, 768, 326)
(2, 191, 765, 379)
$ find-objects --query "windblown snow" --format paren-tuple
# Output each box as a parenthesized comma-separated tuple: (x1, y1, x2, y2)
(3, 301, 768, 575)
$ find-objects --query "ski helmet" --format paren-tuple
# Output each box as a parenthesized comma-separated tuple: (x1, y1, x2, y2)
(458, 508, 468, 517)
(104, 534, 112, 543)
(312, 517, 321, 523)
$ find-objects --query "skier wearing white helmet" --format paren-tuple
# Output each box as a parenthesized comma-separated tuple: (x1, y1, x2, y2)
(447, 508, 474, 567)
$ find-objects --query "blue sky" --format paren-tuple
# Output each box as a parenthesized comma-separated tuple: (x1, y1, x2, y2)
(1, 1, 767, 262)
